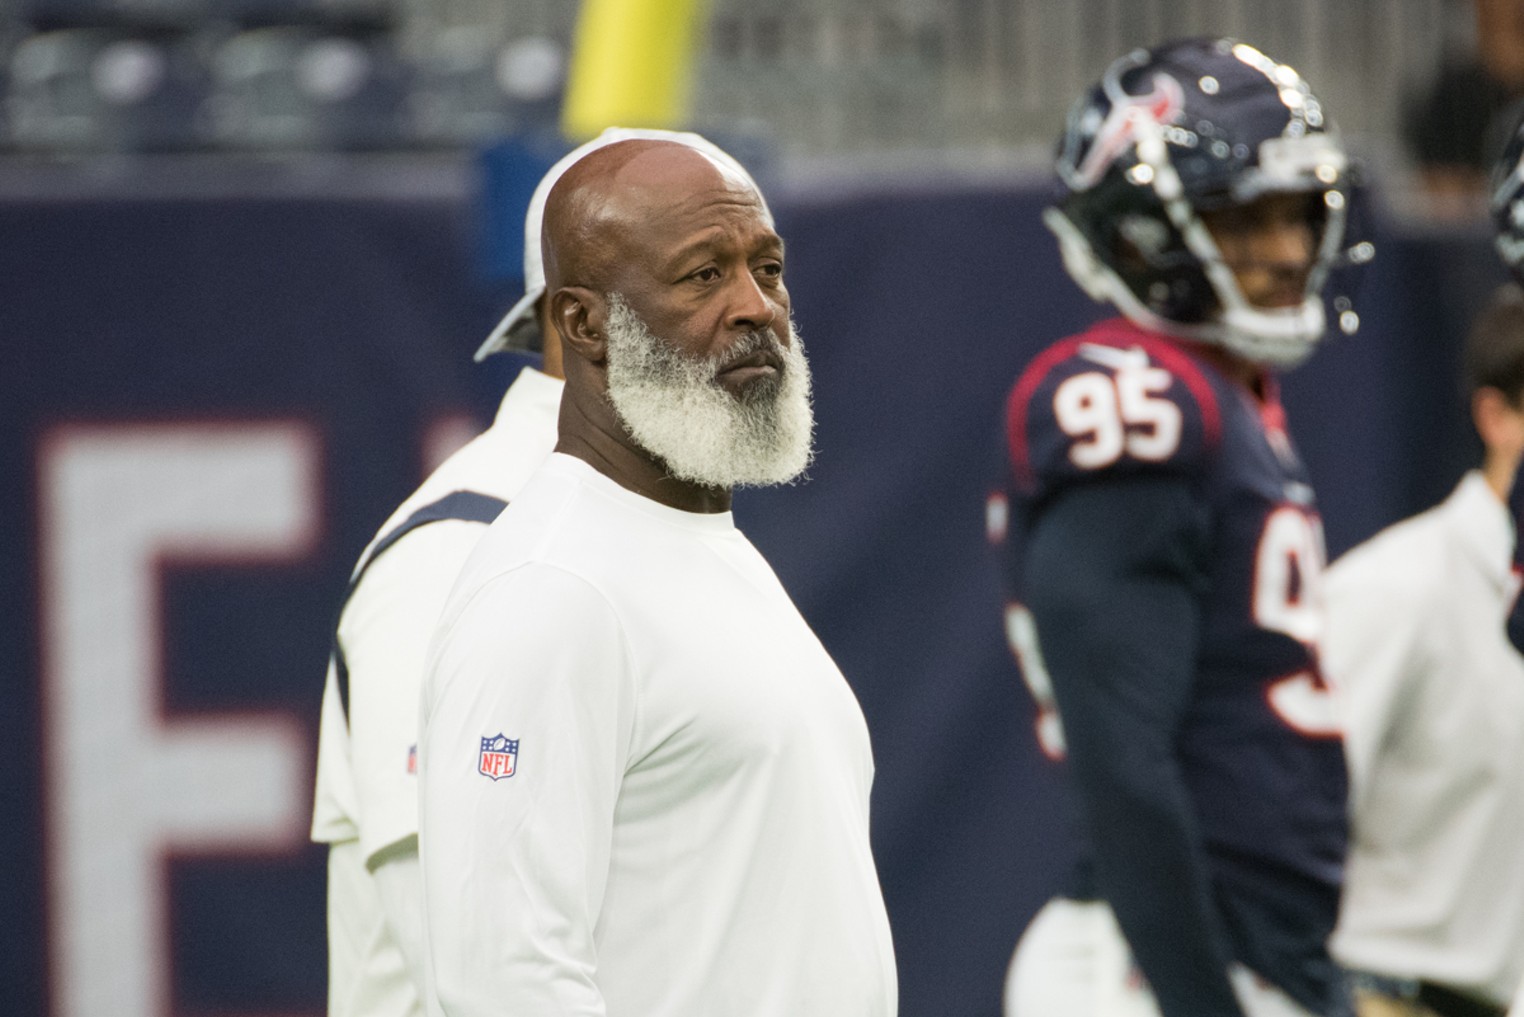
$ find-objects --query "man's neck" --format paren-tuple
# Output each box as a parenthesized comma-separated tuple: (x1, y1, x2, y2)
(1482, 454, 1515, 503)
(553, 358, 735, 513)
(1187, 342, 1269, 400)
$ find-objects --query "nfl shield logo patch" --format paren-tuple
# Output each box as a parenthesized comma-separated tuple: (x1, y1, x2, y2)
(478, 734, 519, 780)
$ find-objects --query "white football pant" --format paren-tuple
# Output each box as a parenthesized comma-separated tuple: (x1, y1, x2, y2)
(1004, 898, 1320, 1017)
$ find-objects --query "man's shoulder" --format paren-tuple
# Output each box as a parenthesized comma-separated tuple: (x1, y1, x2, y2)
(445, 459, 618, 606)
(447, 457, 745, 632)
(349, 465, 506, 586)
(1325, 504, 1451, 603)
(435, 551, 628, 680)
(408, 374, 561, 507)
(356, 372, 562, 566)
(1005, 319, 1225, 499)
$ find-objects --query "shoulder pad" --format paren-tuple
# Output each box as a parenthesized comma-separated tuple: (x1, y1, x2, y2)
(1007, 332, 1221, 497)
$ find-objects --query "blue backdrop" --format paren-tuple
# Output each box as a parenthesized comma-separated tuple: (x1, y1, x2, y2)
(2, 162, 1504, 1017)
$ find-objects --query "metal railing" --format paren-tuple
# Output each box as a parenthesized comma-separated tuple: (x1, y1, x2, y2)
(0, 0, 1468, 173)
(689, 0, 1458, 169)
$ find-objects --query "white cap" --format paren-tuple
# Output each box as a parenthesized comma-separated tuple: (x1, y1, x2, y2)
(474, 126, 766, 361)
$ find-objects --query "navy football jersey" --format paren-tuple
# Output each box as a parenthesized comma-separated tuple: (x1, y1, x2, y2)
(996, 317, 1349, 1015)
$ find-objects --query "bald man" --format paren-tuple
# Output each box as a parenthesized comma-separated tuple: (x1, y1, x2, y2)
(416, 140, 897, 1017)
(314, 127, 747, 1017)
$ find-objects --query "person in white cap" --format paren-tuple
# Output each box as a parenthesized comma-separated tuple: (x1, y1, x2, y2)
(310, 126, 742, 1017)
(417, 137, 896, 1016)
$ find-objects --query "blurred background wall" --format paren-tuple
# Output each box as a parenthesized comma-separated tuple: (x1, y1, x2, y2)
(4, 1, 1517, 1016)
(0, 0, 1480, 172)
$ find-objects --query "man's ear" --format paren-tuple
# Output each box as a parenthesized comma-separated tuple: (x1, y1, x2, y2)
(551, 287, 608, 366)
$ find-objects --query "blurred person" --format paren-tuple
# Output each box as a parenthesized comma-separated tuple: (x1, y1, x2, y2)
(1405, 0, 1524, 214)
(1492, 108, 1524, 661)
(416, 138, 896, 1016)
(1496, 111, 1524, 1017)
(309, 126, 744, 1017)
(993, 37, 1363, 1017)
(1322, 284, 1524, 1017)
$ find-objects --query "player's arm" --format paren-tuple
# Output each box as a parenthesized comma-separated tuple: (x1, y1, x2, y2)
(1025, 473, 1246, 1017)
(341, 522, 488, 985)
(419, 563, 634, 1017)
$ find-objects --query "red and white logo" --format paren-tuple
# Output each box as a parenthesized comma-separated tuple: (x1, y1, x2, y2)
(478, 734, 519, 780)
(1072, 73, 1185, 189)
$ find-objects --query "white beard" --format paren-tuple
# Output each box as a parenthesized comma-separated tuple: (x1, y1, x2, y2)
(602, 293, 815, 489)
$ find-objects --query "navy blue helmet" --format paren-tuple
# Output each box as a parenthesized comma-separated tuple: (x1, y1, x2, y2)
(1046, 37, 1371, 368)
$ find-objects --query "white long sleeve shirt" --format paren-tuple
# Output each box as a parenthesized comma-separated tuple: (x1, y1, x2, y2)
(312, 367, 563, 1017)
(419, 453, 897, 1017)
(1324, 471, 1524, 1007)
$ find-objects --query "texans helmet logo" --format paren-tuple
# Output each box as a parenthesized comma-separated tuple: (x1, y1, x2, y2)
(1070, 72, 1185, 190)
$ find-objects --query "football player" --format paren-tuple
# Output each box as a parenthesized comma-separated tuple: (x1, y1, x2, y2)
(1492, 112, 1524, 661)
(1489, 105, 1524, 1017)
(994, 37, 1366, 1017)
